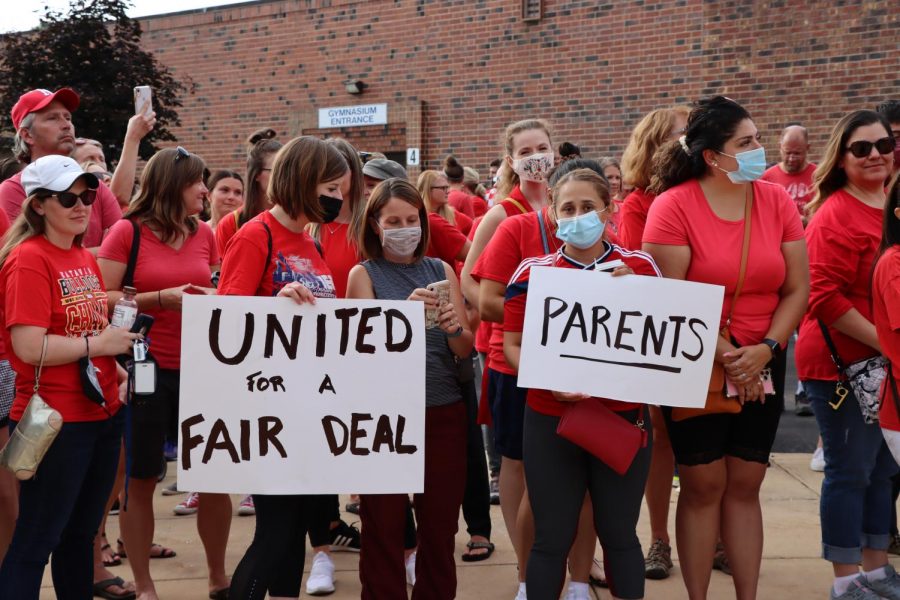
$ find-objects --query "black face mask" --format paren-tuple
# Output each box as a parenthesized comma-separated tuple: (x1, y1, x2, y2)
(319, 195, 342, 224)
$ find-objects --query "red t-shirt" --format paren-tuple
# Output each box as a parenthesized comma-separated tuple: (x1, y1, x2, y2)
(448, 189, 475, 219)
(0, 172, 122, 248)
(643, 179, 804, 347)
(426, 212, 467, 265)
(504, 244, 661, 416)
(215, 209, 241, 260)
(218, 211, 336, 298)
(618, 188, 655, 252)
(760, 163, 816, 216)
(469, 215, 491, 355)
(0, 211, 10, 359)
(874, 246, 900, 431)
(795, 190, 883, 381)
(99, 220, 218, 370)
(318, 221, 360, 299)
(472, 204, 558, 375)
(1, 236, 119, 422)
(453, 210, 473, 237)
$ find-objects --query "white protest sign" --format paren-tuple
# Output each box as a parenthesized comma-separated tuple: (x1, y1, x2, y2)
(318, 104, 388, 128)
(178, 295, 425, 494)
(517, 267, 724, 408)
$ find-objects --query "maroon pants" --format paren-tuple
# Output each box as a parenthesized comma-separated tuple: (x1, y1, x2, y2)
(360, 401, 467, 600)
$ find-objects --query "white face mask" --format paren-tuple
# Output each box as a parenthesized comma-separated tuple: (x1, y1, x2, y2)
(381, 226, 421, 257)
(512, 152, 554, 183)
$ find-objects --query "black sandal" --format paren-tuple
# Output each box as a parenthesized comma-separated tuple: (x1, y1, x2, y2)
(93, 576, 136, 600)
(461, 540, 495, 562)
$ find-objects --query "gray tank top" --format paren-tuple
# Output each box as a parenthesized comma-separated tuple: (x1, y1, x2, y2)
(362, 257, 462, 408)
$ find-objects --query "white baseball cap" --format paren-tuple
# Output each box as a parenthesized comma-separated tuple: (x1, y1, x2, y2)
(21, 155, 99, 197)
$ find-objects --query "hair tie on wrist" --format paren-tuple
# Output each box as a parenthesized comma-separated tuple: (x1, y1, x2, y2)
(678, 135, 691, 155)
(158, 290, 163, 308)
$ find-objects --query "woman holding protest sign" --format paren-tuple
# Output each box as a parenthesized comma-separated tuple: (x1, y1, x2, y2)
(219, 135, 348, 600)
(795, 110, 900, 600)
(98, 146, 226, 600)
(643, 96, 808, 600)
(0, 156, 139, 599)
(503, 168, 660, 600)
(346, 177, 473, 599)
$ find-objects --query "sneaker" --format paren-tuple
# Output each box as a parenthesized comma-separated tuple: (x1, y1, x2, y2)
(672, 475, 680, 489)
(329, 520, 361, 552)
(237, 495, 255, 516)
(514, 582, 527, 600)
(645, 538, 673, 579)
(306, 551, 335, 596)
(490, 475, 500, 505)
(405, 551, 416, 587)
(161, 482, 183, 496)
(109, 499, 120, 516)
(832, 576, 882, 599)
(173, 492, 200, 515)
(345, 501, 360, 515)
(863, 564, 900, 599)
(562, 583, 590, 600)
(795, 391, 814, 416)
(712, 542, 732, 575)
(889, 533, 900, 556)
(810, 447, 826, 472)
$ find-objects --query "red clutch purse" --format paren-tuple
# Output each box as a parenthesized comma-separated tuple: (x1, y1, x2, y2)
(556, 399, 648, 476)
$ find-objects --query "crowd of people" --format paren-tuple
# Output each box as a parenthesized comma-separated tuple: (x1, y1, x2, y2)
(0, 84, 898, 600)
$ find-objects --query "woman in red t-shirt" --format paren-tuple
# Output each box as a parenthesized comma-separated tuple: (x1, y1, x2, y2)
(205, 169, 244, 231)
(215, 128, 283, 259)
(0, 156, 139, 598)
(417, 169, 473, 237)
(504, 168, 660, 600)
(619, 105, 690, 580)
(221, 136, 350, 599)
(460, 118, 555, 597)
(643, 96, 808, 600)
(877, 179, 900, 459)
(794, 110, 900, 599)
(98, 147, 226, 600)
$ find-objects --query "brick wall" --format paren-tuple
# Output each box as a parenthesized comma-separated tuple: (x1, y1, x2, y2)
(138, 0, 899, 176)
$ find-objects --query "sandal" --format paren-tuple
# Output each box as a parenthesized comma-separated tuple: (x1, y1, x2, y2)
(209, 588, 229, 599)
(93, 576, 136, 600)
(461, 540, 495, 562)
(589, 558, 608, 588)
(100, 542, 122, 567)
(116, 539, 177, 559)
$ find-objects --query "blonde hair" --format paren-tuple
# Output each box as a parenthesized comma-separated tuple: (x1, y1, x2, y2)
(416, 170, 455, 225)
(495, 118, 553, 200)
(621, 106, 691, 190)
(0, 194, 85, 267)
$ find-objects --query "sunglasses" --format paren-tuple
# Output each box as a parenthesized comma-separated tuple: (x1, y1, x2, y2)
(845, 136, 896, 159)
(43, 189, 97, 208)
(174, 146, 190, 162)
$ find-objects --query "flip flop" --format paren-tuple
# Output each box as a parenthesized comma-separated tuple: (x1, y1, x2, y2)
(209, 588, 229, 599)
(93, 576, 136, 600)
(100, 542, 122, 567)
(589, 558, 608, 588)
(116, 539, 177, 559)
(461, 540, 495, 562)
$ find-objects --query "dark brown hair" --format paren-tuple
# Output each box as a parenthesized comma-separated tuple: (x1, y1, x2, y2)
(240, 128, 282, 226)
(358, 178, 430, 261)
(443, 155, 464, 183)
(308, 137, 366, 242)
(268, 136, 348, 221)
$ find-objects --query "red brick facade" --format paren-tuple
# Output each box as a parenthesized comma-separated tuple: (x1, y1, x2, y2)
(139, 0, 899, 177)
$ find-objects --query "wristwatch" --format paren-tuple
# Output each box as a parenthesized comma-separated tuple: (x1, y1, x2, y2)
(761, 338, 782, 358)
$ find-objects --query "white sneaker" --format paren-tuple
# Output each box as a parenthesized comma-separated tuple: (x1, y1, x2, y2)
(514, 582, 527, 600)
(306, 551, 335, 596)
(406, 551, 416, 587)
(810, 447, 826, 472)
(563, 582, 590, 600)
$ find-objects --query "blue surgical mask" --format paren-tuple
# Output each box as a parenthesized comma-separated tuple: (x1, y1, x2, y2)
(716, 146, 766, 183)
(555, 211, 606, 250)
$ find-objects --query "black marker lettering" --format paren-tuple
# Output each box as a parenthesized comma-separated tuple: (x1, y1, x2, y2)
(181, 414, 206, 470)
(561, 302, 587, 344)
(384, 309, 412, 352)
(240, 419, 251, 461)
(209, 309, 254, 365)
(591, 305, 612, 346)
(614, 311, 642, 352)
(541, 297, 568, 346)
(641, 316, 668, 356)
(334, 308, 359, 355)
(683, 318, 708, 361)
(350, 413, 373, 456)
(258, 416, 287, 458)
(356, 307, 381, 354)
(264, 314, 302, 359)
(395, 415, 418, 454)
(372, 415, 396, 453)
(668, 316, 686, 358)
(319, 374, 336, 394)
(316, 313, 327, 357)
(202, 419, 240, 465)
(322, 416, 348, 455)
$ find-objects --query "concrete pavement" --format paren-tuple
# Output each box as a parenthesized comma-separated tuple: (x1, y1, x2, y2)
(40, 452, 870, 599)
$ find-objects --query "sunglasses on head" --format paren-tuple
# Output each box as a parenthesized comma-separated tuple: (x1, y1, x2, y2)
(845, 137, 897, 159)
(174, 146, 190, 162)
(41, 189, 97, 208)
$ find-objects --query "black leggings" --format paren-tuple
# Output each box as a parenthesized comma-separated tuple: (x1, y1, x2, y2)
(308, 495, 341, 548)
(229, 494, 316, 599)
(523, 406, 651, 600)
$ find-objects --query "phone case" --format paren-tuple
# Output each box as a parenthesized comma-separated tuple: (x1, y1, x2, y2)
(134, 86, 152, 117)
(726, 368, 775, 397)
(133, 361, 157, 395)
(425, 280, 450, 329)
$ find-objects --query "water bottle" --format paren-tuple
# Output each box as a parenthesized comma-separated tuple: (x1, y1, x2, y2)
(111, 286, 138, 329)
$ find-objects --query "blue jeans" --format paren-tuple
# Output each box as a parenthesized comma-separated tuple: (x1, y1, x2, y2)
(0, 411, 124, 599)
(807, 380, 899, 564)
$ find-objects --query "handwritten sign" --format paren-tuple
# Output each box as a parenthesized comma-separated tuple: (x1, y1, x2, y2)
(178, 295, 425, 494)
(517, 268, 724, 408)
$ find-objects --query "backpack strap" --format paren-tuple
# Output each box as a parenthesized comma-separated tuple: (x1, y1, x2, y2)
(536, 209, 550, 255)
(123, 219, 141, 289)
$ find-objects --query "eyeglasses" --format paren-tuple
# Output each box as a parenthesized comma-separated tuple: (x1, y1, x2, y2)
(43, 189, 97, 208)
(845, 137, 896, 159)
(174, 146, 190, 162)
(431, 185, 450, 193)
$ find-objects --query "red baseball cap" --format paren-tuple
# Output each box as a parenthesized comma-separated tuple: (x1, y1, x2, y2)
(11, 88, 80, 130)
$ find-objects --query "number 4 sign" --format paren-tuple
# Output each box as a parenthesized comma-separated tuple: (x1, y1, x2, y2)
(406, 148, 420, 166)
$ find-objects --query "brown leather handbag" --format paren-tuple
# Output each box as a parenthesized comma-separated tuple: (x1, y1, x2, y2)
(672, 188, 753, 422)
